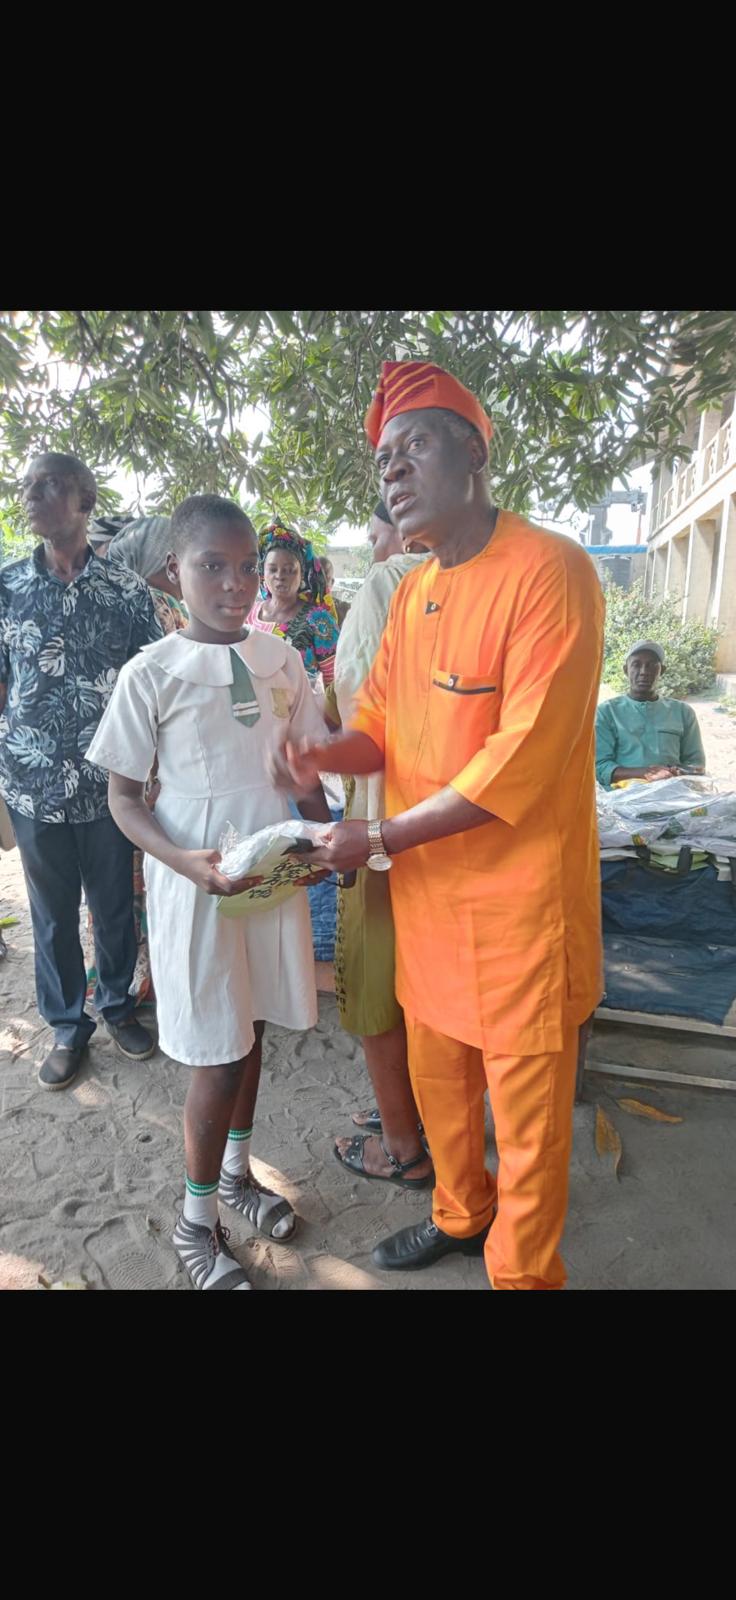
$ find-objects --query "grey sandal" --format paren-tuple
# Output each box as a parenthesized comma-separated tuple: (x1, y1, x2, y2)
(219, 1170, 296, 1242)
(172, 1215, 252, 1290)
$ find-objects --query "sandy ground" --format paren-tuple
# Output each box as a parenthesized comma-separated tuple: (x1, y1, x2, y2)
(1, 697, 735, 1292)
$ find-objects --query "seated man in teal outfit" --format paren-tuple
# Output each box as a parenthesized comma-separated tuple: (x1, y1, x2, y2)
(596, 639, 706, 788)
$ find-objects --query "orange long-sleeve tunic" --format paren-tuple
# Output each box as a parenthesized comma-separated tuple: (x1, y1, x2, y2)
(349, 512, 605, 1056)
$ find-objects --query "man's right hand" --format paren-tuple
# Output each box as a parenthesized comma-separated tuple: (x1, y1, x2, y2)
(267, 736, 330, 792)
(644, 765, 678, 782)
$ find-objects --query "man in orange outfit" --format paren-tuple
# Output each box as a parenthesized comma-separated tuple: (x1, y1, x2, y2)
(271, 361, 604, 1290)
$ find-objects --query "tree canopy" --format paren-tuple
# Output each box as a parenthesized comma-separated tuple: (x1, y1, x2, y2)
(2, 310, 735, 543)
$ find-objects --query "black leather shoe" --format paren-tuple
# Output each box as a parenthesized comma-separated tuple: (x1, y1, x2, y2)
(106, 1019, 155, 1060)
(38, 1044, 87, 1091)
(371, 1215, 491, 1272)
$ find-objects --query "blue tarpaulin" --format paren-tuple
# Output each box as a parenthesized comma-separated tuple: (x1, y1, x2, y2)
(601, 860, 736, 944)
(601, 861, 736, 1024)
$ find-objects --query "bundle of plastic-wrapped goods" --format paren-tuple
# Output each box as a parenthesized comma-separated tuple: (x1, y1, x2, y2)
(216, 820, 327, 917)
(596, 776, 736, 862)
(657, 790, 736, 857)
(595, 784, 662, 854)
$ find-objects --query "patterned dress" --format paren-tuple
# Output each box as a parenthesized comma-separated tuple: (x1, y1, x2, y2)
(246, 599, 339, 685)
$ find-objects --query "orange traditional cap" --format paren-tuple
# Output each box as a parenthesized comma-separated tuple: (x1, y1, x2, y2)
(364, 360, 493, 449)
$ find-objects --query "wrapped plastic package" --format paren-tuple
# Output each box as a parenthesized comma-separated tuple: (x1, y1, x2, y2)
(596, 785, 662, 850)
(216, 819, 328, 918)
(596, 776, 736, 860)
(658, 792, 736, 855)
(606, 775, 719, 819)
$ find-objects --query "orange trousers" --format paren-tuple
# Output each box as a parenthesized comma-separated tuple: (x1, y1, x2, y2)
(404, 1015, 579, 1291)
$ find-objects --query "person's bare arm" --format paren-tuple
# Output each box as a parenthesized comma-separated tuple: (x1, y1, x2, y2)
(267, 730, 384, 794)
(108, 773, 261, 896)
(382, 789, 492, 853)
(308, 788, 495, 872)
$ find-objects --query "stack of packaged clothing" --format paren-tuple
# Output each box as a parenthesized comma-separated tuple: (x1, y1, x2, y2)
(597, 777, 736, 879)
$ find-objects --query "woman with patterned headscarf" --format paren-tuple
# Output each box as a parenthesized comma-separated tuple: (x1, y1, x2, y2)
(247, 521, 339, 686)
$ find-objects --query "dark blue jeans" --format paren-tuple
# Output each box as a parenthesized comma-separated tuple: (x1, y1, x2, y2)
(10, 809, 137, 1050)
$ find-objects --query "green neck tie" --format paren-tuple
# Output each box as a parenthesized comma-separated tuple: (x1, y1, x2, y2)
(229, 648, 260, 728)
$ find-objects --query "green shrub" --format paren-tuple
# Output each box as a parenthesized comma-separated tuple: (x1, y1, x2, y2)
(602, 578, 720, 698)
(0, 508, 34, 565)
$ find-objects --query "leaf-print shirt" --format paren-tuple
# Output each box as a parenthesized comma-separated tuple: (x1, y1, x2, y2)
(0, 544, 162, 823)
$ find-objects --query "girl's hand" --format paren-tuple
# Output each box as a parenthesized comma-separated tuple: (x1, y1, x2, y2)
(179, 849, 263, 896)
(145, 777, 161, 811)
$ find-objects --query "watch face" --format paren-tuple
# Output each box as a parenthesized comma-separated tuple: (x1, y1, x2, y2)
(366, 853, 392, 872)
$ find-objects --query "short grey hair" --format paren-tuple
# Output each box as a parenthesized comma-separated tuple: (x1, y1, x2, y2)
(435, 409, 489, 476)
(441, 412, 478, 444)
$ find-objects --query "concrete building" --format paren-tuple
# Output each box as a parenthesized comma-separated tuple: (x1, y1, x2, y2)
(645, 390, 736, 674)
(325, 545, 370, 582)
(586, 545, 647, 591)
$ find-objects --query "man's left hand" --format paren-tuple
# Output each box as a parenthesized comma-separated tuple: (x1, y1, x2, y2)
(309, 820, 372, 872)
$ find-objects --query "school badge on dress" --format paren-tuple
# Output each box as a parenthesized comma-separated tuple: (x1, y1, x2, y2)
(270, 687, 291, 719)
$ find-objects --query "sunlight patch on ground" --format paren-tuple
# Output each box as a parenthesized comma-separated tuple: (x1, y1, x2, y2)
(72, 1079, 111, 1109)
(309, 1254, 384, 1291)
(0, 1251, 46, 1290)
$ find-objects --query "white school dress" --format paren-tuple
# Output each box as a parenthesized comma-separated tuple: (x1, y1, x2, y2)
(87, 630, 326, 1066)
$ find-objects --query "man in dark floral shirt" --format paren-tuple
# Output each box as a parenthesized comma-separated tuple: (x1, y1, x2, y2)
(0, 453, 162, 1088)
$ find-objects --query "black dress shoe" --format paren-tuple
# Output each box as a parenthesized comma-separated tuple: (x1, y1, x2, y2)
(371, 1215, 491, 1272)
(106, 1019, 155, 1059)
(38, 1044, 87, 1091)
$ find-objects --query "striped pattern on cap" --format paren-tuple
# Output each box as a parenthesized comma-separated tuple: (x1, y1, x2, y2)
(364, 360, 493, 448)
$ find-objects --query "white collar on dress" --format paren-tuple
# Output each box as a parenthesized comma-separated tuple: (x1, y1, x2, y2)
(139, 628, 288, 685)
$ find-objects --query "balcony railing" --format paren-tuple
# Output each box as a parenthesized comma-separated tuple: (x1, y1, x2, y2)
(651, 416, 735, 534)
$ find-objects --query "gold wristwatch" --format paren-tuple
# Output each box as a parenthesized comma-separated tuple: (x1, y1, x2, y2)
(366, 819, 393, 872)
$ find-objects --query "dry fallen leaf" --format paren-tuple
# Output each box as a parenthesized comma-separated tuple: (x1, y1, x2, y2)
(595, 1105, 622, 1177)
(617, 1098, 683, 1125)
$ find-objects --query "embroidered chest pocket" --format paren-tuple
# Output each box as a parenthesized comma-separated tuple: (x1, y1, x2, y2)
(432, 671, 498, 696)
(418, 668, 500, 782)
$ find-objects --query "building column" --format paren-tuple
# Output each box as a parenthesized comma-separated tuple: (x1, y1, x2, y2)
(713, 494, 736, 671)
(687, 518, 717, 621)
(680, 527, 694, 618)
